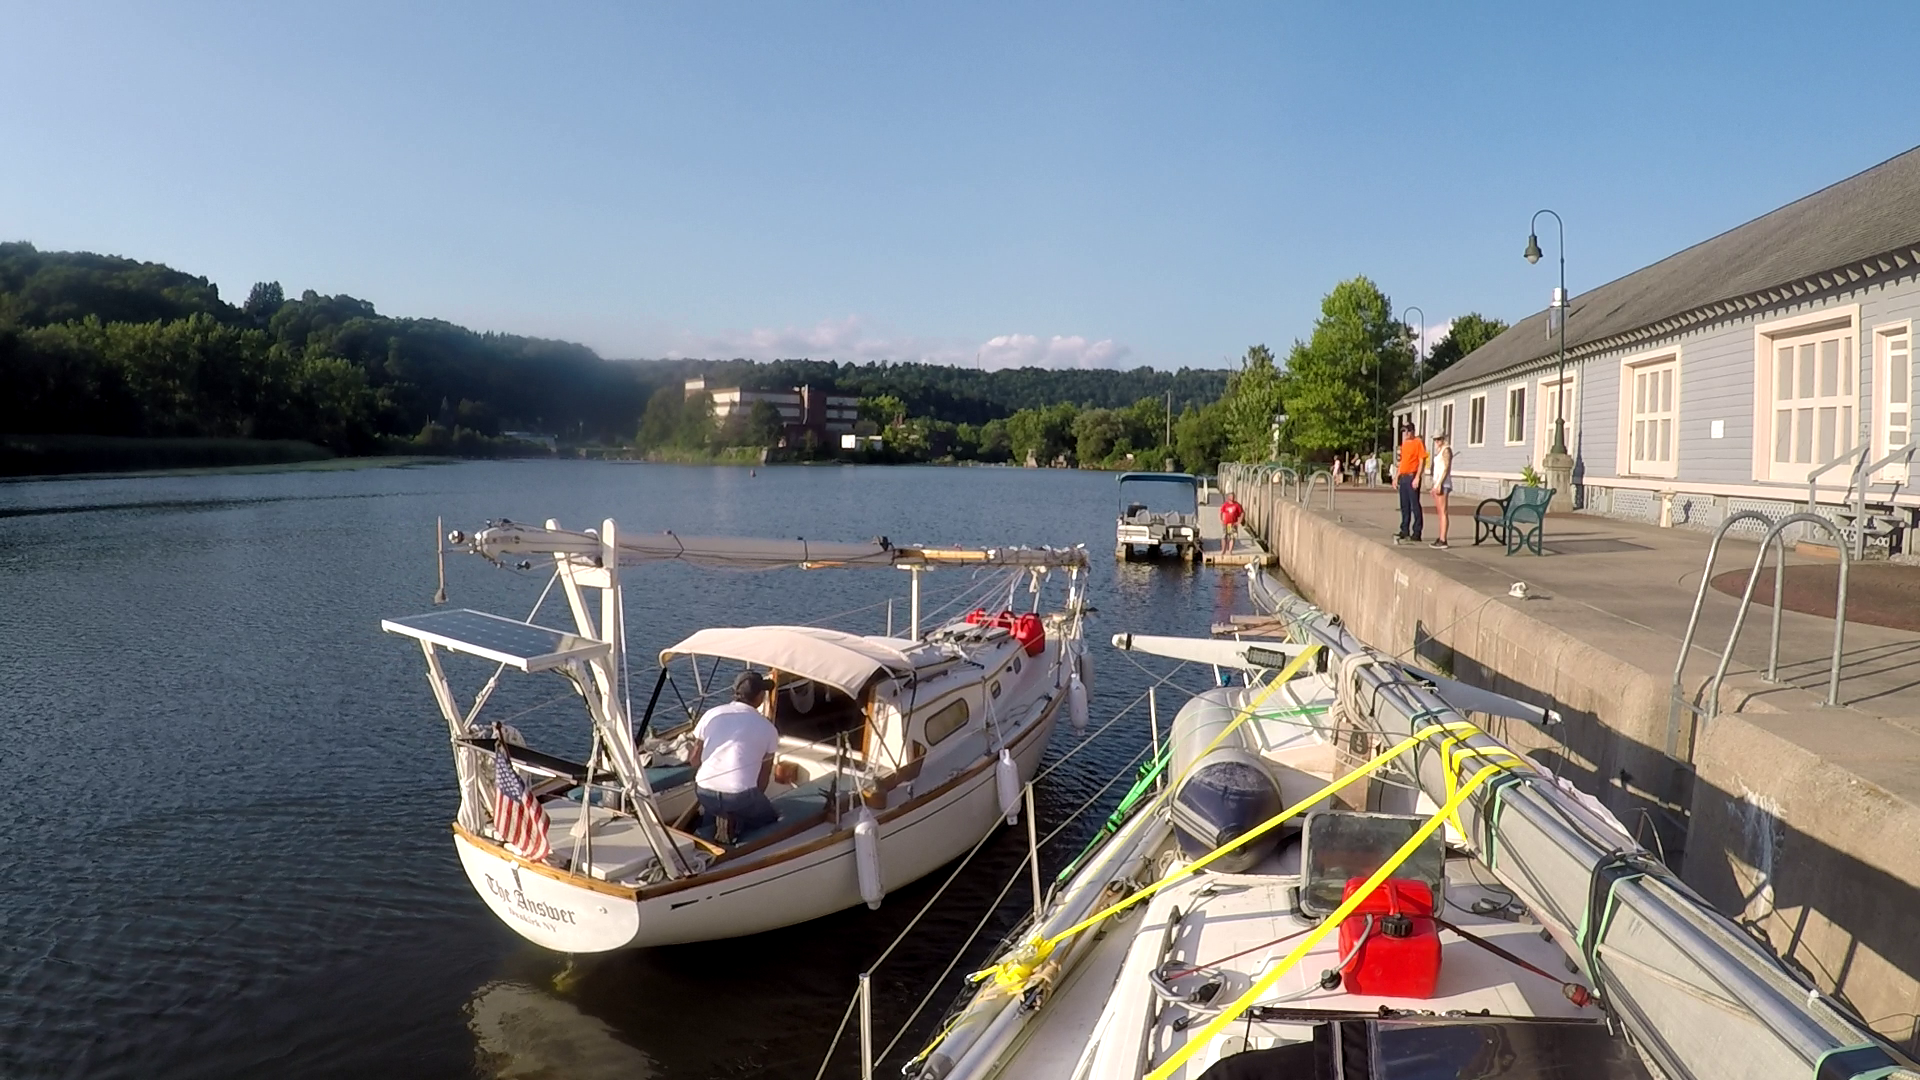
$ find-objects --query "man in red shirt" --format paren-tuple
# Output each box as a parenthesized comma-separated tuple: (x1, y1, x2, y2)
(1394, 423, 1428, 543)
(1219, 496, 1244, 554)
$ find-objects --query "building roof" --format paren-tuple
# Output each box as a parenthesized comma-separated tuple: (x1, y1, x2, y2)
(1406, 145, 1920, 404)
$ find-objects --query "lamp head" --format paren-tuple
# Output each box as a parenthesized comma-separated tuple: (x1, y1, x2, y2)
(1523, 233, 1543, 264)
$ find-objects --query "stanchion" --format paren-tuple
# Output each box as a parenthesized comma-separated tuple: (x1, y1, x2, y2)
(1024, 783, 1042, 924)
(858, 972, 874, 1080)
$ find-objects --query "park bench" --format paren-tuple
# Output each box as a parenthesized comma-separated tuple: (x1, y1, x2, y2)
(1473, 486, 1554, 555)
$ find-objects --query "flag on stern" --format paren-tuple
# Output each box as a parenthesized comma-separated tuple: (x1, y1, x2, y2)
(492, 743, 552, 861)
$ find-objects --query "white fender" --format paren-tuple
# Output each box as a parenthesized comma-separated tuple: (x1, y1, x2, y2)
(1069, 673, 1090, 733)
(1074, 642, 1094, 701)
(854, 807, 884, 910)
(996, 750, 1021, 825)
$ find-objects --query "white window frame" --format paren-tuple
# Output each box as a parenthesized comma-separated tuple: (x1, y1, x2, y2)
(1534, 371, 1577, 462)
(1751, 305, 1861, 484)
(1874, 321, 1913, 483)
(1616, 348, 1681, 479)
(1467, 393, 1487, 447)
(1504, 384, 1527, 445)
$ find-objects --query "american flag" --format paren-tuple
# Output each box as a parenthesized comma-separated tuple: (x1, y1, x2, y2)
(493, 743, 552, 861)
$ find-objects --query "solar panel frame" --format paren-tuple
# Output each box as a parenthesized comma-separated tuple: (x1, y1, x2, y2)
(381, 609, 610, 672)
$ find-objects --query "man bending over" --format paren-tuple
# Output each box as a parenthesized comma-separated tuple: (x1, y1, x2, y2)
(691, 671, 781, 842)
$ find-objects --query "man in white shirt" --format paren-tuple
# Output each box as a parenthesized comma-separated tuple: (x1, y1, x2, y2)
(691, 671, 781, 841)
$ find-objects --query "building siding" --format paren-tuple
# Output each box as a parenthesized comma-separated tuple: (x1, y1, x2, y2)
(1411, 269, 1920, 519)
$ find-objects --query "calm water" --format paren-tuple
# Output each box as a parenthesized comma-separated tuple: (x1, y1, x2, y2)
(0, 462, 1259, 1079)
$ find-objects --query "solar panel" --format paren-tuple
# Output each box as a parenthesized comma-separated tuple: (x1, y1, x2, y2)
(381, 609, 610, 672)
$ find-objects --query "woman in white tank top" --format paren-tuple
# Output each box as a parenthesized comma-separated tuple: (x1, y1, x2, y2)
(1430, 436, 1455, 548)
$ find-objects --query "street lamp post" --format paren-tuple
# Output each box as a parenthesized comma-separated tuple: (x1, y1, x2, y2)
(1525, 209, 1574, 509)
(1524, 210, 1568, 454)
(1401, 305, 1425, 437)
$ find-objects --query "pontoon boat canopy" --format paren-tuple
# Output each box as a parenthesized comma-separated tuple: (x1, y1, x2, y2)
(1115, 472, 1197, 486)
(659, 626, 915, 697)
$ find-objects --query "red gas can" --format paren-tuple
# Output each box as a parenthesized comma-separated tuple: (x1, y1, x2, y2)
(1011, 613, 1046, 656)
(1336, 877, 1441, 998)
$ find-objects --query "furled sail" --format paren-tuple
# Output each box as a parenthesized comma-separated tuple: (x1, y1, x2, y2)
(462, 521, 1089, 570)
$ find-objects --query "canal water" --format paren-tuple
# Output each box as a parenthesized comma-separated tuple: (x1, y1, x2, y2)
(0, 462, 1264, 1079)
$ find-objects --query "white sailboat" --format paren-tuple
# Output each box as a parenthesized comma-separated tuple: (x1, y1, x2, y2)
(903, 567, 1913, 1080)
(383, 519, 1091, 953)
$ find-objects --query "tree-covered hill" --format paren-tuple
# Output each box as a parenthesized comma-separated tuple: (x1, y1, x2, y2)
(0, 242, 1229, 458)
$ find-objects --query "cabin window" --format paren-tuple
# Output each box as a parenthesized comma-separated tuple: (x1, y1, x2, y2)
(989, 680, 1002, 700)
(924, 698, 970, 745)
(1011, 655, 1022, 675)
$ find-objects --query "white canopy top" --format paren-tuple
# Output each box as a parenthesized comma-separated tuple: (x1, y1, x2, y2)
(659, 626, 915, 697)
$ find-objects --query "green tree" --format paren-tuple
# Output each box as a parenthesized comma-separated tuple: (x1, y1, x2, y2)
(976, 417, 1012, 462)
(1007, 403, 1079, 465)
(1279, 277, 1413, 456)
(636, 385, 685, 449)
(745, 400, 785, 446)
(859, 394, 907, 427)
(243, 281, 285, 324)
(1073, 407, 1128, 464)
(1425, 313, 1509, 376)
(1173, 401, 1229, 474)
(1220, 344, 1287, 461)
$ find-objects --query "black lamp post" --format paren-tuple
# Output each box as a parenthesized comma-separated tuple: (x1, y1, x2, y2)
(1525, 209, 1568, 454)
(1401, 305, 1425, 436)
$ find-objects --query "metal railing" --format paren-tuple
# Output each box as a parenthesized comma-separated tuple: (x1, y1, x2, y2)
(1300, 469, 1335, 510)
(1804, 438, 1918, 560)
(1669, 511, 1851, 755)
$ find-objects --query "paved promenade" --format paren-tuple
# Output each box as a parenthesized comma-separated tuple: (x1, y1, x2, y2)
(1320, 485, 1920, 735)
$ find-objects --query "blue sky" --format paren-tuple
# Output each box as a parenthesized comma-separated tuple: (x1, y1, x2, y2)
(5, 1, 1918, 369)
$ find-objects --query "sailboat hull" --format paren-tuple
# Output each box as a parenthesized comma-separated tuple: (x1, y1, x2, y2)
(453, 696, 1060, 951)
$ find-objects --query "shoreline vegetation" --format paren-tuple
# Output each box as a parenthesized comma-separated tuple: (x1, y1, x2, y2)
(2, 241, 1509, 479)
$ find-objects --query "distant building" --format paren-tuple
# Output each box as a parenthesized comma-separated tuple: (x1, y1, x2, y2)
(684, 377, 860, 445)
(501, 431, 558, 450)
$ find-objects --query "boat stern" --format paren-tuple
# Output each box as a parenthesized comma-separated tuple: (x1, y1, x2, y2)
(453, 829, 640, 952)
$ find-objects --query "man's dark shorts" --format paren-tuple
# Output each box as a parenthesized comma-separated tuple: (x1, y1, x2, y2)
(697, 786, 779, 837)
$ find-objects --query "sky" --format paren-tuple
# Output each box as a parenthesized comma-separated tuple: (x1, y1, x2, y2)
(5, 1, 1919, 370)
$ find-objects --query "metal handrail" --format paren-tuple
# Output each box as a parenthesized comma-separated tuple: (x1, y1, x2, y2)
(1669, 511, 1783, 756)
(1805, 440, 1871, 508)
(1705, 512, 1849, 711)
(1300, 469, 1335, 510)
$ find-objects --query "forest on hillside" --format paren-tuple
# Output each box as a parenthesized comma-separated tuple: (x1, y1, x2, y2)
(0, 243, 1230, 461)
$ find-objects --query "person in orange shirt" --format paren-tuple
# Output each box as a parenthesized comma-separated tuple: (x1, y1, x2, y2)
(1394, 422, 1428, 543)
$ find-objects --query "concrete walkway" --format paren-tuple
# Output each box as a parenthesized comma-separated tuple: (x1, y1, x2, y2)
(1320, 485, 1920, 729)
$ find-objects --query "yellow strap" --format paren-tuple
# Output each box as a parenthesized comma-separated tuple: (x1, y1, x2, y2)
(1145, 760, 1517, 1080)
(965, 644, 1328, 990)
(1029, 717, 1478, 955)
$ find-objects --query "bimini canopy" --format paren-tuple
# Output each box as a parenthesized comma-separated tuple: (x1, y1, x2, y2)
(659, 626, 914, 697)
(1116, 472, 1197, 486)
(465, 523, 1089, 570)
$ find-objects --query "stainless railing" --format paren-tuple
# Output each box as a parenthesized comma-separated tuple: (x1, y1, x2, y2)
(1669, 511, 1850, 756)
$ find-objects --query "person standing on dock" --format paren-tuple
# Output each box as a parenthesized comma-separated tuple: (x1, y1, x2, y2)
(1219, 494, 1244, 555)
(1364, 451, 1379, 488)
(1429, 435, 1454, 549)
(1394, 422, 1427, 543)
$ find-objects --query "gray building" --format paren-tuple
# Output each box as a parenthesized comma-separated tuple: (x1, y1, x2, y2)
(1399, 146, 1920, 548)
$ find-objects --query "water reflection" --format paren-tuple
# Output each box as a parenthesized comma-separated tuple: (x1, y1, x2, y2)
(468, 980, 659, 1080)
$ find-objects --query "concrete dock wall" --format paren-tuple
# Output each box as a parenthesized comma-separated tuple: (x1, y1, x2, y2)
(1229, 477, 1920, 1052)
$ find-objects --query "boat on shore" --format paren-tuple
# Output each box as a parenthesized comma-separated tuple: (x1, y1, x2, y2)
(382, 519, 1090, 952)
(904, 566, 1913, 1080)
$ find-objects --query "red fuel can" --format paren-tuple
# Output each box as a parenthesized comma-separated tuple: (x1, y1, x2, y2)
(1337, 877, 1442, 998)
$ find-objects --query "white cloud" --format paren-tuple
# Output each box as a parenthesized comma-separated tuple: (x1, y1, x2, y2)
(976, 333, 1132, 371)
(665, 315, 1135, 370)
(1416, 318, 1453, 357)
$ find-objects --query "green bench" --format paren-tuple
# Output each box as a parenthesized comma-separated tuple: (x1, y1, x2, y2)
(1473, 486, 1554, 555)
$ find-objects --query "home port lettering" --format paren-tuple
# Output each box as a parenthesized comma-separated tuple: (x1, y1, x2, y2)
(483, 873, 578, 926)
